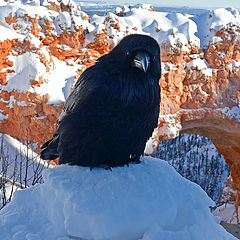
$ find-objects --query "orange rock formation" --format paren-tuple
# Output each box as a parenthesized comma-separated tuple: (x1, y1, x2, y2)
(0, 1, 239, 213)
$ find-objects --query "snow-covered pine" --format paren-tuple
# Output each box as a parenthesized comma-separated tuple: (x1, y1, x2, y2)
(155, 134, 230, 206)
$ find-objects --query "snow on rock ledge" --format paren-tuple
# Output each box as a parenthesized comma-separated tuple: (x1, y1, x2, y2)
(0, 157, 236, 240)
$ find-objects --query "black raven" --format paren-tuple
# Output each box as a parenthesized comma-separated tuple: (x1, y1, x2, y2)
(41, 34, 161, 168)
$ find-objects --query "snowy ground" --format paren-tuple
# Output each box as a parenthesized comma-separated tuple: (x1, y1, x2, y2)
(213, 204, 240, 224)
(0, 157, 236, 240)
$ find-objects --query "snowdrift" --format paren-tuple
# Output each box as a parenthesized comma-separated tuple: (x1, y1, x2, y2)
(0, 157, 236, 240)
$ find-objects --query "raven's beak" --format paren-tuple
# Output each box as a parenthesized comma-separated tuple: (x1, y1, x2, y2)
(131, 52, 150, 72)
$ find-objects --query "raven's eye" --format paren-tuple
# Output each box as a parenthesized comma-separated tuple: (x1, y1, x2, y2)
(126, 51, 130, 56)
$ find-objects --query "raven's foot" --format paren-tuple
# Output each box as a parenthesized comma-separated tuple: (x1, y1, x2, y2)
(90, 164, 112, 171)
(99, 164, 112, 171)
(129, 154, 141, 164)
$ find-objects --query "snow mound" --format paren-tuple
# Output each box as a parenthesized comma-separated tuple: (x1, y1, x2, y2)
(0, 157, 236, 240)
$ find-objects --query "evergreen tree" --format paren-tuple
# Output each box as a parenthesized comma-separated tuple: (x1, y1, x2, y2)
(154, 134, 230, 206)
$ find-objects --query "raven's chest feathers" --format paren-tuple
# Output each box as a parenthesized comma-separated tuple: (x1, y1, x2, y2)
(60, 61, 160, 133)
(117, 70, 160, 110)
(98, 64, 160, 111)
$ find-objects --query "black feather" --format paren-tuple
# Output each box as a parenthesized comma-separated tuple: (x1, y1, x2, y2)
(41, 139, 52, 149)
(40, 34, 161, 168)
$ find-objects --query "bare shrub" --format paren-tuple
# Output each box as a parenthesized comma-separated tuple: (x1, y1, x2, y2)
(0, 133, 50, 209)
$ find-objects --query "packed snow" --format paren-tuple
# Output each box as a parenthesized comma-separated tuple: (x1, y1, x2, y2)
(186, 58, 213, 76)
(0, 25, 23, 42)
(0, 157, 236, 240)
(213, 204, 240, 224)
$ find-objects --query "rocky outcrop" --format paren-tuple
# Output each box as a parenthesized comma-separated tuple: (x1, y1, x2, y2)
(0, 0, 98, 146)
(156, 22, 240, 210)
(0, 1, 240, 213)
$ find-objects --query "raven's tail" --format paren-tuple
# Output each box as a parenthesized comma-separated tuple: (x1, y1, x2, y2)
(40, 136, 59, 160)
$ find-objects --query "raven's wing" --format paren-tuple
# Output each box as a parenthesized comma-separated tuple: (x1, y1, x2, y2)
(57, 64, 122, 166)
(58, 65, 102, 123)
(41, 64, 106, 161)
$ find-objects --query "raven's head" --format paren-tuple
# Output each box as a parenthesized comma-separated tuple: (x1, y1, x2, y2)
(97, 34, 161, 107)
(108, 34, 161, 80)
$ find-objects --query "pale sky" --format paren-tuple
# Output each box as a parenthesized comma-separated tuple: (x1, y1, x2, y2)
(149, 0, 239, 9)
(78, 0, 240, 9)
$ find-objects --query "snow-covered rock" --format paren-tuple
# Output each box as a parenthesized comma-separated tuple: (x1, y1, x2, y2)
(0, 157, 236, 240)
(213, 203, 240, 224)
